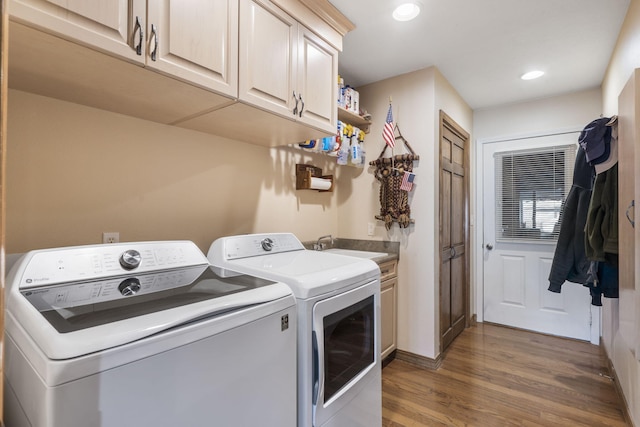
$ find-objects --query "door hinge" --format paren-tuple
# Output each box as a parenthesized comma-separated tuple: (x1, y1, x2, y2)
(589, 311, 593, 327)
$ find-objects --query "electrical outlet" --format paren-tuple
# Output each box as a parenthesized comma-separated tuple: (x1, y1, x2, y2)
(367, 222, 375, 236)
(103, 232, 119, 244)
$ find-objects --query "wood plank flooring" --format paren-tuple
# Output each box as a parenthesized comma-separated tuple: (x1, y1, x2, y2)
(382, 323, 629, 426)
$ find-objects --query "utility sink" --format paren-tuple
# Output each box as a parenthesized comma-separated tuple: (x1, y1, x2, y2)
(323, 248, 388, 260)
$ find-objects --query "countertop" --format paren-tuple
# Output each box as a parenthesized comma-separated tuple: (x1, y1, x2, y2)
(302, 238, 399, 264)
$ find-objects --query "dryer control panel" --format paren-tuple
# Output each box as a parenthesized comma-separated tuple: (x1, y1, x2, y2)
(14, 241, 209, 289)
(209, 233, 305, 261)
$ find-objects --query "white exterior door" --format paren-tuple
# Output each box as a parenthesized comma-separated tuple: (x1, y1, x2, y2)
(482, 133, 595, 341)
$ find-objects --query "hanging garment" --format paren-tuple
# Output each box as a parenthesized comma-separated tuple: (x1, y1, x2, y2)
(548, 146, 595, 293)
(584, 256, 619, 306)
(585, 163, 618, 261)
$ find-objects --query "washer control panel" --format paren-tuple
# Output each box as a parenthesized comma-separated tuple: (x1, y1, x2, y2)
(21, 264, 206, 310)
(17, 241, 209, 289)
(211, 233, 305, 261)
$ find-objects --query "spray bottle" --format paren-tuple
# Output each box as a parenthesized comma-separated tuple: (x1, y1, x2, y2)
(337, 124, 351, 165)
(350, 126, 361, 165)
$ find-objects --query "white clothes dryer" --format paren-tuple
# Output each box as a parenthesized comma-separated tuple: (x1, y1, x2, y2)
(5, 241, 297, 427)
(208, 233, 382, 427)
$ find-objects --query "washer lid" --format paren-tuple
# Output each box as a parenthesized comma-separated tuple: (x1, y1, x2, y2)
(8, 264, 292, 360)
(214, 250, 379, 299)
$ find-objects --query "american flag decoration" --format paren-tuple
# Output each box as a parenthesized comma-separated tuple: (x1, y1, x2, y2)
(400, 171, 415, 192)
(382, 103, 395, 148)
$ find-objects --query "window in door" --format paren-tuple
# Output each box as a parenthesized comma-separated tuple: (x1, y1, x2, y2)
(495, 144, 576, 241)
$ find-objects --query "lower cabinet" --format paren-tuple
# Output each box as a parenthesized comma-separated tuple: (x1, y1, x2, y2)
(379, 259, 398, 363)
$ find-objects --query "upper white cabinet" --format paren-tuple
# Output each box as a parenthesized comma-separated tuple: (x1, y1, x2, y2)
(238, 0, 337, 134)
(296, 25, 338, 132)
(10, 0, 238, 95)
(8, 0, 352, 146)
(147, 0, 238, 97)
(239, 0, 297, 119)
(9, 0, 146, 63)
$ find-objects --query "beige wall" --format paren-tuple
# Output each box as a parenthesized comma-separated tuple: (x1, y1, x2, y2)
(603, 0, 640, 116)
(338, 66, 472, 359)
(8, 67, 472, 363)
(474, 88, 603, 140)
(6, 90, 339, 254)
(601, 1, 640, 425)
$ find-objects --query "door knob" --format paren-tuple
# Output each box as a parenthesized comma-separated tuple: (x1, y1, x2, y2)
(486, 244, 494, 250)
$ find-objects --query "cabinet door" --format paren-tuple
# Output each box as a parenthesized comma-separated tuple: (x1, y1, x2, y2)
(146, 0, 238, 97)
(239, 0, 297, 119)
(380, 277, 398, 360)
(296, 25, 337, 134)
(618, 70, 639, 355)
(9, 0, 144, 63)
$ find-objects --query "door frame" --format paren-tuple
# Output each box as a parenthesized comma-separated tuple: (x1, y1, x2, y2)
(438, 111, 471, 352)
(1, 0, 8, 419)
(474, 127, 601, 345)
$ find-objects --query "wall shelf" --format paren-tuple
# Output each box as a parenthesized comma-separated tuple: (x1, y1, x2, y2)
(295, 164, 334, 192)
(338, 106, 371, 133)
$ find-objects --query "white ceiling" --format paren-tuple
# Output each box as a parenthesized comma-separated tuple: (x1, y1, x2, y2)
(330, 0, 630, 110)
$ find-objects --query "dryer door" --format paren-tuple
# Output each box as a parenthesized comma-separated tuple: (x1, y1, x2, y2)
(312, 279, 380, 426)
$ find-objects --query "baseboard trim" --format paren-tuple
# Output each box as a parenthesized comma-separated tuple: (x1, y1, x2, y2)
(601, 343, 635, 427)
(395, 349, 442, 370)
(381, 350, 397, 368)
(470, 313, 477, 326)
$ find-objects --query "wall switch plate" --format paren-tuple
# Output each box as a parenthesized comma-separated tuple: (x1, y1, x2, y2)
(103, 232, 119, 244)
(367, 222, 375, 236)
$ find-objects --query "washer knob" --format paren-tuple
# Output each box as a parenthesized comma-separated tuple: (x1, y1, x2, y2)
(118, 278, 141, 296)
(261, 238, 274, 251)
(119, 249, 142, 270)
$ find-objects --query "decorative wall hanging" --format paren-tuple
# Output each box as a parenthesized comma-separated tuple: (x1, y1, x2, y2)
(369, 102, 419, 229)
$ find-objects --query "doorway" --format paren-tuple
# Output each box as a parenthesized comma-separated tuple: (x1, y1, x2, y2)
(480, 132, 595, 342)
(439, 111, 470, 352)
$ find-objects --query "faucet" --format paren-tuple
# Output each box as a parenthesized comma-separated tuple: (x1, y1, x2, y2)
(314, 234, 333, 251)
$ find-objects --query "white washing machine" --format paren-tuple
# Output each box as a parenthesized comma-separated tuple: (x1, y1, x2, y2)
(208, 233, 382, 427)
(4, 241, 297, 427)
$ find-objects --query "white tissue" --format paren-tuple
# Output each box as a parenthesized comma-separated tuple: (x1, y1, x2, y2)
(310, 177, 332, 190)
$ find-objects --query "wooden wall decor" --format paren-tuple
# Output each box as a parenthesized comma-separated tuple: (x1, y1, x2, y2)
(369, 124, 419, 229)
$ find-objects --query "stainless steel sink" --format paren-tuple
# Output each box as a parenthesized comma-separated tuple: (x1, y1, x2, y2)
(323, 248, 388, 260)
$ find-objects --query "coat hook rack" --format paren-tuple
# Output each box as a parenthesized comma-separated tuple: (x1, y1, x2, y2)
(295, 164, 333, 192)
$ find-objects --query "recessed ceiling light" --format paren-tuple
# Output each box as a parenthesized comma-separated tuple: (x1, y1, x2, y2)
(393, 3, 420, 21)
(521, 70, 545, 80)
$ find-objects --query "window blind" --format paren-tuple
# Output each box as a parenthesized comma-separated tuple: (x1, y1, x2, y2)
(495, 144, 577, 242)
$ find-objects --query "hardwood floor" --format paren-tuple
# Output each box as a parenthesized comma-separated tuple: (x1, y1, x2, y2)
(382, 323, 629, 426)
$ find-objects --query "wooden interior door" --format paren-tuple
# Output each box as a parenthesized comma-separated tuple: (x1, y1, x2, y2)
(439, 111, 470, 352)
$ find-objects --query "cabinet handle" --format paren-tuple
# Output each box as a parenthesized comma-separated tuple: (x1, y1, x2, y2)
(133, 16, 143, 56)
(150, 24, 159, 61)
(298, 93, 304, 117)
(292, 91, 299, 116)
(626, 200, 635, 228)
